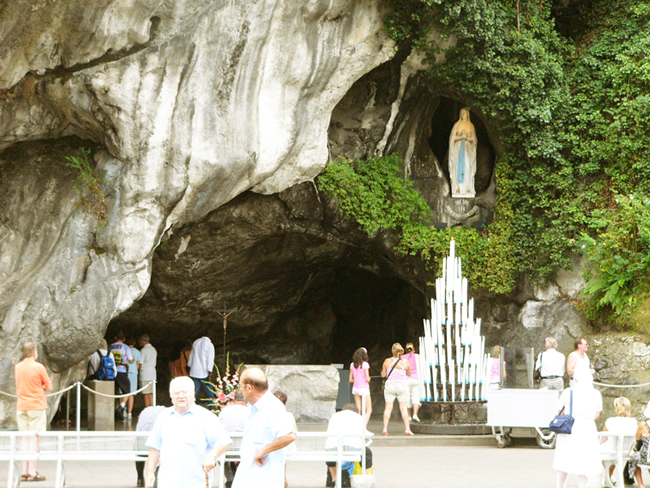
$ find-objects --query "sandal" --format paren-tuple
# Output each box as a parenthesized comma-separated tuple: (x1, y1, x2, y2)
(405, 431, 414, 436)
(25, 473, 46, 481)
(20, 475, 29, 481)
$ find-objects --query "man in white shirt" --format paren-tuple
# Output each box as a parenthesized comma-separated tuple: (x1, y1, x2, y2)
(145, 376, 232, 488)
(139, 334, 157, 408)
(187, 336, 216, 404)
(535, 336, 565, 390)
(232, 368, 296, 488)
(325, 403, 373, 487)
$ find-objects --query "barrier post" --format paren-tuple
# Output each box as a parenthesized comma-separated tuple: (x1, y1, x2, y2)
(76, 382, 81, 447)
(361, 394, 366, 472)
(7, 434, 15, 488)
(153, 380, 157, 407)
(65, 389, 70, 432)
(336, 434, 342, 488)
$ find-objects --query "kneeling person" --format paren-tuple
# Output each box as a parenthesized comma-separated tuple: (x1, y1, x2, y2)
(146, 376, 232, 488)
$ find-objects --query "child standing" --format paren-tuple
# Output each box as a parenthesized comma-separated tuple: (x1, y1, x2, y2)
(350, 347, 372, 426)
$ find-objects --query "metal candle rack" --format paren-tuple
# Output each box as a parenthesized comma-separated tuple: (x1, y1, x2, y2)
(417, 238, 490, 405)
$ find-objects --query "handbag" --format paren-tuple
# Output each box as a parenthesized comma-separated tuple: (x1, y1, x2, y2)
(382, 358, 400, 391)
(549, 389, 574, 434)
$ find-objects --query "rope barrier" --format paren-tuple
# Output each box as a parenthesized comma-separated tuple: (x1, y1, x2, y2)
(79, 381, 154, 398)
(0, 382, 77, 398)
(0, 380, 155, 399)
(45, 382, 78, 397)
(593, 380, 650, 389)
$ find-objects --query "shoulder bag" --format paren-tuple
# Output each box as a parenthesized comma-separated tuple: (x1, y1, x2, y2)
(549, 389, 575, 434)
(382, 358, 400, 391)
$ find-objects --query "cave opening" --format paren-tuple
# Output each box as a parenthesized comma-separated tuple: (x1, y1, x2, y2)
(327, 266, 423, 366)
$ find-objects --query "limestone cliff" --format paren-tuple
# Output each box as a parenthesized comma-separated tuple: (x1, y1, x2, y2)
(0, 0, 394, 426)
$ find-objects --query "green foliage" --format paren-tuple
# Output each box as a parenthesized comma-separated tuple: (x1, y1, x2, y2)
(380, 0, 650, 327)
(581, 194, 650, 319)
(319, 156, 517, 294)
(318, 154, 431, 235)
(66, 148, 109, 222)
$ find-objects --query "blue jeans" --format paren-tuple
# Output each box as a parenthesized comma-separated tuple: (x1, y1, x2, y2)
(191, 376, 216, 400)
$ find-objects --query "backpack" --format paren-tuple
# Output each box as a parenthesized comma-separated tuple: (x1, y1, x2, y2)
(92, 350, 116, 381)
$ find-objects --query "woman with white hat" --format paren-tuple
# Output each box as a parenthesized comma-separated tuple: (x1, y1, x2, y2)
(553, 369, 602, 488)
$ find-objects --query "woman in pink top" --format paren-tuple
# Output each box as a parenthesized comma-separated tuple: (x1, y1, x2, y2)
(401, 343, 421, 422)
(349, 347, 372, 426)
(381, 343, 412, 436)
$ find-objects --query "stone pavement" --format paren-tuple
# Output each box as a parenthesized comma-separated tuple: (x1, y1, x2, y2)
(1, 417, 643, 488)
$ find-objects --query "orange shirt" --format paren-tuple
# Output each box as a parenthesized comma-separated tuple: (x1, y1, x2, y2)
(15, 357, 52, 411)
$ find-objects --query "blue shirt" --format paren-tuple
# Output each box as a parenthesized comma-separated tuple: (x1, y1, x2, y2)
(109, 342, 133, 374)
(232, 391, 295, 488)
(146, 404, 232, 488)
(128, 347, 141, 376)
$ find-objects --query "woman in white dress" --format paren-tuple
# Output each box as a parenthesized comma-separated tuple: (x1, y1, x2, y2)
(553, 369, 602, 488)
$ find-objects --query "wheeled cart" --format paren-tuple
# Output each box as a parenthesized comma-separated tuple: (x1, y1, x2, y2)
(487, 388, 561, 448)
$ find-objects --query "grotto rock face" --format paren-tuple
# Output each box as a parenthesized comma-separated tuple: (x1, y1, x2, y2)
(0, 0, 603, 430)
(590, 335, 650, 427)
(0, 0, 396, 427)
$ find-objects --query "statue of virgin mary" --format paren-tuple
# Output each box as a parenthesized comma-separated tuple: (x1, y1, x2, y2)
(448, 108, 477, 198)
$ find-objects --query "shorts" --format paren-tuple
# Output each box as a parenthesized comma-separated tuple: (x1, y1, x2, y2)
(326, 446, 373, 468)
(128, 373, 138, 393)
(405, 378, 421, 408)
(115, 372, 131, 395)
(352, 387, 370, 397)
(17, 409, 47, 433)
(140, 380, 154, 394)
(383, 382, 408, 403)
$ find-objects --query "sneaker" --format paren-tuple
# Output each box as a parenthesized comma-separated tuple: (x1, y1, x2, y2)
(126, 413, 132, 419)
(137, 479, 144, 487)
(119, 404, 127, 419)
(412, 414, 420, 422)
(408, 416, 412, 421)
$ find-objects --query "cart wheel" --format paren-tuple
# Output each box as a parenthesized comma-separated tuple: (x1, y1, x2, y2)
(496, 435, 506, 448)
(504, 433, 515, 447)
(535, 429, 556, 449)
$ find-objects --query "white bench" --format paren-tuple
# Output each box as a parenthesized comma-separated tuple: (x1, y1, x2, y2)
(220, 431, 367, 488)
(0, 431, 366, 488)
(599, 430, 637, 488)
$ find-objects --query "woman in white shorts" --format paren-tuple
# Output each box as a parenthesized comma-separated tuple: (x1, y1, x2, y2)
(381, 343, 412, 436)
(350, 347, 372, 426)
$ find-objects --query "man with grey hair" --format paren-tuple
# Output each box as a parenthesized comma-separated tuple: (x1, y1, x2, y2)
(233, 367, 296, 488)
(535, 337, 565, 390)
(145, 376, 232, 488)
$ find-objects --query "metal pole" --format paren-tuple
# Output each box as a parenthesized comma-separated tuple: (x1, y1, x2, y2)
(153, 380, 157, 407)
(7, 434, 15, 488)
(65, 389, 70, 431)
(76, 382, 81, 434)
(361, 394, 366, 472)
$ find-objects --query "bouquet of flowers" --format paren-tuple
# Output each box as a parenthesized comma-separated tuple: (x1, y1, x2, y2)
(208, 353, 242, 414)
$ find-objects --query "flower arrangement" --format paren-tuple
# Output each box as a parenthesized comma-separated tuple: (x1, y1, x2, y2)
(207, 353, 242, 414)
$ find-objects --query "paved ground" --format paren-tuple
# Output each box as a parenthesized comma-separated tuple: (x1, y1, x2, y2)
(1, 417, 644, 488)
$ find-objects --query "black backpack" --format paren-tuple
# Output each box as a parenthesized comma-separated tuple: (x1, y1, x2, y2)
(90, 350, 116, 381)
